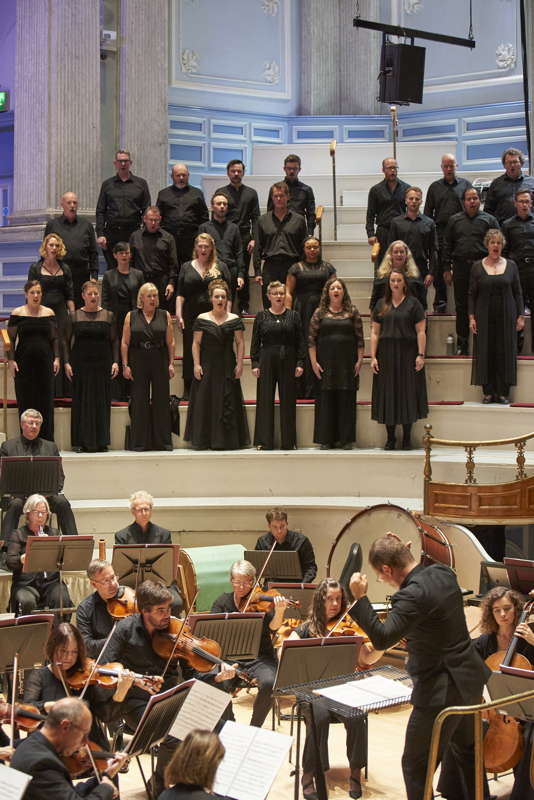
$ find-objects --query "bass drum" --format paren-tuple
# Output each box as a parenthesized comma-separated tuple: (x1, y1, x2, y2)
(429, 519, 492, 596)
(327, 504, 454, 604)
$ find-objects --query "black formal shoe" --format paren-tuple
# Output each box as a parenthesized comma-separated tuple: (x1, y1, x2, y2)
(320, 443, 332, 450)
(384, 439, 395, 450)
(240, 307, 250, 316)
(349, 771, 362, 799)
(302, 778, 319, 800)
(498, 395, 510, 404)
(482, 394, 493, 404)
(401, 438, 412, 450)
(340, 442, 353, 450)
(72, 446, 83, 453)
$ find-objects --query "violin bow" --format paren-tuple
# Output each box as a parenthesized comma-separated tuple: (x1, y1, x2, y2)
(79, 622, 117, 700)
(9, 652, 19, 750)
(324, 602, 357, 639)
(161, 590, 199, 679)
(241, 540, 277, 613)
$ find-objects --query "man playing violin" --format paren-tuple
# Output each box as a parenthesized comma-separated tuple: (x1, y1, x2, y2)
(11, 696, 127, 799)
(77, 559, 122, 657)
(101, 580, 236, 797)
(255, 509, 317, 584)
(211, 559, 289, 728)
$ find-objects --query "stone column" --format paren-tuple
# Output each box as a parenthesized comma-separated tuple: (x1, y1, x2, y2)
(9, 0, 101, 224)
(118, 0, 169, 202)
(338, 0, 382, 115)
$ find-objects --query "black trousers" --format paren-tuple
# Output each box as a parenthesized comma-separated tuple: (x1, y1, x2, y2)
(254, 346, 297, 449)
(129, 347, 172, 451)
(237, 240, 252, 309)
(302, 698, 366, 773)
(261, 257, 298, 309)
(313, 389, 356, 446)
(235, 657, 277, 727)
(452, 261, 472, 352)
(518, 264, 534, 351)
(11, 579, 71, 617)
(2, 494, 78, 539)
(70, 263, 92, 309)
(101, 223, 140, 269)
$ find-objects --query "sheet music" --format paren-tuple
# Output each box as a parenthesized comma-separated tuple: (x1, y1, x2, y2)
(314, 675, 412, 707)
(213, 720, 292, 800)
(0, 765, 32, 800)
(168, 679, 230, 740)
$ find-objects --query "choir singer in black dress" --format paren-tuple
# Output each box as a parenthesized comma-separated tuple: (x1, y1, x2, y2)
(308, 277, 364, 450)
(251, 281, 305, 450)
(184, 279, 249, 450)
(122, 282, 175, 451)
(469, 229, 523, 404)
(371, 270, 428, 450)
(64, 279, 119, 452)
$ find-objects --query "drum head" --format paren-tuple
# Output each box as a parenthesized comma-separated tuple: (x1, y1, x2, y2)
(328, 504, 422, 604)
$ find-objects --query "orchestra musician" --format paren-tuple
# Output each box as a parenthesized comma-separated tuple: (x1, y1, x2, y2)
(348, 533, 490, 800)
(288, 578, 382, 800)
(10, 696, 128, 799)
(254, 509, 317, 584)
(100, 580, 235, 797)
(211, 559, 289, 728)
(161, 729, 226, 800)
(114, 490, 183, 615)
(76, 559, 124, 657)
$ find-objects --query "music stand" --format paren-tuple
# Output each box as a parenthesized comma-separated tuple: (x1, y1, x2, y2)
(267, 582, 317, 620)
(245, 549, 302, 581)
(487, 669, 534, 721)
(187, 613, 264, 661)
(0, 615, 54, 671)
(0, 456, 61, 496)
(112, 544, 180, 589)
(504, 557, 534, 595)
(23, 535, 94, 616)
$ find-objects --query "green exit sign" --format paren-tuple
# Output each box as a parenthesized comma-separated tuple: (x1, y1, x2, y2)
(0, 91, 10, 112)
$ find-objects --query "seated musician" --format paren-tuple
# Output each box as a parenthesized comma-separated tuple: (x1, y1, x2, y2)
(288, 578, 382, 800)
(100, 579, 235, 797)
(439, 586, 534, 800)
(23, 622, 135, 753)
(211, 559, 289, 728)
(114, 490, 182, 615)
(5, 493, 73, 616)
(11, 696, 127, 800)
(255, 508, 317, 584)
(161, 729, 225, 800)
(0, 408, 77, 538)
(77, 559, 127, 657)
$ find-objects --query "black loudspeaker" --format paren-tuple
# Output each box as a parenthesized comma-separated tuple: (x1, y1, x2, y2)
(379, 42, 426, 104)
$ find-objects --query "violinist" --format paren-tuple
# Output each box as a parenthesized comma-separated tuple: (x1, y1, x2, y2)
(100, 580, 235, 797)
(255, 509, 317, 584)
(11, 696, 127, 799)
(288, 579, 382, 800)
(211, 559, 289, 728)
(114, 490, 183, 614)
(77, 560, 125, 657)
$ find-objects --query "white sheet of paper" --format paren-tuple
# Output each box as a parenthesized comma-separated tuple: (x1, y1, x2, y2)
(0, 765, 32, 800)
(213, 720, 292, 800)
(314, 675, 411, 707)
(168, 679, 230, 740)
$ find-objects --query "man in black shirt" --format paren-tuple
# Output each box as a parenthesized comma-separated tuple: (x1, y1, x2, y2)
(442, 187, 499, 354)
(156, 163, 209, 266)
(255, 509, 317, 584)
(267, 154, 316, 235)
(0, 408, 77, 538)
(129, 206, 178, 310)
(484, 147, 534, 224)
(96, 150, 150, 269)
(114, 490, 182, 615)
(366, 158, 410, 269)
(215, 159, 260, 314)
(254, 181, 307, 308)
(211, 559, 288, 727)
(389, 186, 438, 307)
(424, 154, 472, 313)
(76, 559, 123, 657)
(44, 192, 99, 307)
(199, 193, 244, 301)
(503, 189, 534, 350)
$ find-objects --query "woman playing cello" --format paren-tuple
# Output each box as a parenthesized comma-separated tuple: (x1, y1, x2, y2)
(288, 579, 382, 800)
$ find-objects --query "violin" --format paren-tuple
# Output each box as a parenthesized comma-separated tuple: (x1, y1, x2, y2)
(242, 587, 300, 613)
(106, 585, 138, 619)
(152, 617, 254, 684)
(61, 740, 126, 778)
(0, 701, 44, 732)
(326, 612, 369, 640)
(65, 658, 159, 692)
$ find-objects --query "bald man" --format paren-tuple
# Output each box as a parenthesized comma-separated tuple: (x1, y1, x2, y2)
(44, 192, 99, 306)
(156, 163, 209, 268)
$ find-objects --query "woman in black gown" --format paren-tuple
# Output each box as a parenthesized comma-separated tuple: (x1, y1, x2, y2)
(371, 269, 428, 450)
(122, 282, 175, 451)
(469, 229, 523, 404)
(161, 730, 225, 800)
(308, 277, 364, 450)
(7, 280, 59, 441)
(184, 279, 249, 450)
(101, 241, 144, 401)
(369, 240, 426, 311)
(251, 281, 305, 450)
(175, 233, 231, 398)
(64, 280, 119, 452)
(28, 233, 74, 398)
(286, 237, 336, 397)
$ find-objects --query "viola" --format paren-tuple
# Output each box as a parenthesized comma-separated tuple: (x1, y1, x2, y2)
(65, 658, 159, 692)
(0, 701, 44, 732)
(106, 585, 138, 619)
(242, 587, 300, 613)
(62, 741, 118, 778)
(152, 617, 255, 684)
